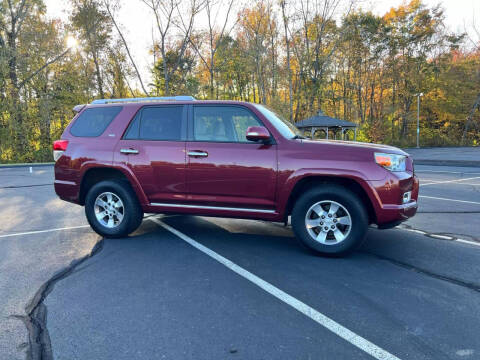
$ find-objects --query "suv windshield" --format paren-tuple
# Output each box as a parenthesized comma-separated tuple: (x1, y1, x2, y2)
(253, 104, 301, 139)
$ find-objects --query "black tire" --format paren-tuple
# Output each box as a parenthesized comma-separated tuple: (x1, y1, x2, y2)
(291, 184, 368, 256)
(85, 179, 144, 238)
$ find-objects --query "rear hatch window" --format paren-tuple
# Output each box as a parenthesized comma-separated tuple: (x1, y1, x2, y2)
(70, 106, 122, 137)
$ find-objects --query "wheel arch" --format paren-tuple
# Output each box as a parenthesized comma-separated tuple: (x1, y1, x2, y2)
(78, 166, 147, 206)
(284, 175, 377, 224)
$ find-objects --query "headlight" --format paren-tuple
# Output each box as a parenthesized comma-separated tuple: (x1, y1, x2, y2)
(374, 153, 407, 172)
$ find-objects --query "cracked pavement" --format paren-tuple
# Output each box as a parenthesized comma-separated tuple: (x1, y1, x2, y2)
(1, 164, 479, 359)
(0, 166, 99, 360)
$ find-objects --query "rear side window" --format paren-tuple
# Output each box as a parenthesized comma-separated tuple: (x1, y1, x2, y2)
(138, 106, 183, 141)
(123, 113, 140, 140)
(124, 106, 184, 141)
(70, 107, 122, 137)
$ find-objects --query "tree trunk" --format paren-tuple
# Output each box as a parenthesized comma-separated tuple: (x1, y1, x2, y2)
(92, 52, 105, 98)
(462, 93, 480, 144)
(160, 42, 170, 96)
(357, 85, 364, 123)
(210, 57, 215, 99)
(7, 31, 26, 155)
(281, 1, 293, 121)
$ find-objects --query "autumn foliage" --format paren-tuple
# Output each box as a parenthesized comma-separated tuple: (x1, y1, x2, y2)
(0, 0, 479, 163)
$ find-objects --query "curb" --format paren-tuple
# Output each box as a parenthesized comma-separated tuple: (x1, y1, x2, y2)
(414, 160, 480, 168)
(0, 163, 54, 169)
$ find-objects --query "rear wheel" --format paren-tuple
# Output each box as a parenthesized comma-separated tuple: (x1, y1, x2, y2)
(291, 184, 368, 256)
(85, 180, 143, 238)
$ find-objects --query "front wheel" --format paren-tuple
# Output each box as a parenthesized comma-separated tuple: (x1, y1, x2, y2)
(85, 180, 143, 238)
(291, 184, 368, 256)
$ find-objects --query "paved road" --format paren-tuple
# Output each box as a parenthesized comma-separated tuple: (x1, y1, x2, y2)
(1, 165, 479, 360)
(0, 166, 98, 360)
(405, 165, 480, 240)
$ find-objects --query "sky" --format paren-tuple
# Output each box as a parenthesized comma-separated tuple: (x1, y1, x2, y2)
(44, 0, 479, 86)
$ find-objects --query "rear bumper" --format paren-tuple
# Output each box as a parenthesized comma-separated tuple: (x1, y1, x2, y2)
(54, 179, 80, 204)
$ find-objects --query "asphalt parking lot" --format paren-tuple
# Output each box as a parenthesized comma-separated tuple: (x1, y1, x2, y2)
(1, 164, 479, 360)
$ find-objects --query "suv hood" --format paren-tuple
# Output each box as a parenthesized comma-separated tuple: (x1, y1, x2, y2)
(300, 139, 409, 156)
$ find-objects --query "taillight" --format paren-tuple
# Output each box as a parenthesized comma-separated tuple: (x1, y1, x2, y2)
(53, 140, 69, 161)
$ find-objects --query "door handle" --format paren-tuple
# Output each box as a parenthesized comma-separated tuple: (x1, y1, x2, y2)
(188, 151, 208, 157)
(120, 148, 139, 155)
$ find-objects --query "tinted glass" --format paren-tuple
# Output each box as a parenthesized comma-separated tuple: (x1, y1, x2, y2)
(139, 106, 183, 141)
(123, 113, 140, 139)
(193, 106, 261, 142)
(70, 106, 122, 137)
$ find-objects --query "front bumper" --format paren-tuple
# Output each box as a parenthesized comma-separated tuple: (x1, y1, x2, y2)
(369, 172, 419, 226)
(378, 200, 418, 225)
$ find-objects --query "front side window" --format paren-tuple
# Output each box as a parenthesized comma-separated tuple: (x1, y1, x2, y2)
(125, 106, 183, 141)
(70, 106, 122, 137)
(193, 106, 262, 142)
(253, 104, 300, 139)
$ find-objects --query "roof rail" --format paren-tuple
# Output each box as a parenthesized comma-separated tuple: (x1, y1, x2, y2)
(91, 96, 196, 105)
(73, 104, 87, 113)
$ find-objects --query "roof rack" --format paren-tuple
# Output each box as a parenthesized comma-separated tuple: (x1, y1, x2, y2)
(91, 96, 196, 105)
(73, 104, 87, 113)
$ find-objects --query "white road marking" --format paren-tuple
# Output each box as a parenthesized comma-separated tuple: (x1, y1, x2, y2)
(429, 234, 453, 240)
(151, 217, 401, 360)
(456, 239, 480, 247)
(0, 225, 90, 239)
(436, 183, 480, 186)
(419, 195, 480, 205)
(420, 176, 480, 186)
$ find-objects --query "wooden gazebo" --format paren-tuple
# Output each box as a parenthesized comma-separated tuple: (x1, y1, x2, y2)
(296, 111, 357, 140)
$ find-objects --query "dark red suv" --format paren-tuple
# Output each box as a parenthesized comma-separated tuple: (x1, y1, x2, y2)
(54, 96, 419, 255)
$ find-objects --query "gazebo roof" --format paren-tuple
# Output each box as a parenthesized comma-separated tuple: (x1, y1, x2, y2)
(296, 111, 357, 129)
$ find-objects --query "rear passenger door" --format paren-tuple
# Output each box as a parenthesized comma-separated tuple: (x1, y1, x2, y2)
(185, 105, 277, 210)
(114, 105, 187, 204)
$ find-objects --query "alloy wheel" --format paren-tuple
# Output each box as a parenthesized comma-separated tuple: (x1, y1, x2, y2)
(94, 192, 125, 228)
(305, 200, 352, 245)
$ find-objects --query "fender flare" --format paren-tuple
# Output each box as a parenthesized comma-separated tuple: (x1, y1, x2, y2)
(78, 163, 149, 206)
(278, 168, 383, 221)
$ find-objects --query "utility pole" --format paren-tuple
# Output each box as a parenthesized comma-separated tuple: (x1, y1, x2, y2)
(415, 93, 423, 148)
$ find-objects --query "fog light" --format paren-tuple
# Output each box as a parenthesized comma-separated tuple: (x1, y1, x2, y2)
(402, 191, 412, 204)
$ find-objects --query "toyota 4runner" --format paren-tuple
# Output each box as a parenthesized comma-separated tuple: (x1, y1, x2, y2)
(53, 96, 419, 256)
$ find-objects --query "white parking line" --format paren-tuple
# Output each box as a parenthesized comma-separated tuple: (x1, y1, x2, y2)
(0, 225, 90, 239)
(419, 195, 480, 205)
(151, 217, 401, 360)
(420, 176, 480, 186)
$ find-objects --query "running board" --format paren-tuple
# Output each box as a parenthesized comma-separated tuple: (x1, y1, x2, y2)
(149, 202, 276, 214)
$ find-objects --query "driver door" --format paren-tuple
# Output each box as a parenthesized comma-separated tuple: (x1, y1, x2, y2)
(185, 105, 277, 210)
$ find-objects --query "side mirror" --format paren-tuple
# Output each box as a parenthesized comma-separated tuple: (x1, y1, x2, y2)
(246, 126, 271, 142)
